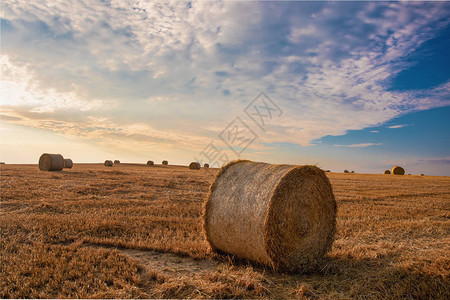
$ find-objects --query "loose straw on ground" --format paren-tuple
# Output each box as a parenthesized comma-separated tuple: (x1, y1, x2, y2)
(64, 159, 73, 169)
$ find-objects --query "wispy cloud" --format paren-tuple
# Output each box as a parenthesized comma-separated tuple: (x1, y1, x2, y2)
(334, 143, 383, 148)
(370, 130, 380, 133)
(417, 157, 450, 165)
(388, 124, 409, 129)
(1, 0, 449, 155)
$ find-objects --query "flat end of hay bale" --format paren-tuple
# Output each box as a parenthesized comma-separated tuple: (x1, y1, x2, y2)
(64, 159, 73, 168)
(189, 162, 201, 170)
(162, 160, 168, 165)
(104, 160, 113, 167)
(264, 165, 336, 271)
(147, 161, 154, 166)
(391, 166, 405, 175)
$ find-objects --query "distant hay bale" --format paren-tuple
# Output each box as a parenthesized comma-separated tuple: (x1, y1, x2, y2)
(189, 162, 201, 170)
(420, 174, 425, 176)
(0, 162, 5, 164)
(104, 160, 113, 167)
(39, 153, 64, 171)
(63, 159, 73, 169)
(147, 160, 154, 166)
(204, 163, 210, 168)
(162, 160, 168, 165)
(391, 166, 405, 175)
(203, 160, 337, 272)
(114, 160, 120, 164)
(384, 170, 391, 174)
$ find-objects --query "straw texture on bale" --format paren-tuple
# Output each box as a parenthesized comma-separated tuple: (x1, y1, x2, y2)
(203, 160, 337, 272)
(391, 166, 405, 175)
(147, 161, 154, 166)
(114, 160, 120, 164)
(104, 160, 113, 167)
(162, 160, 168, 165)
(39, 153, 64, 171)
(204, 163, 210, 168)
(384, 170, 391, 174)
(189, 162, 201, 170)
(63, 159, 73, 169)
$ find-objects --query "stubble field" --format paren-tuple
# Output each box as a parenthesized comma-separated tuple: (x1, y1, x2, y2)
(0, 163, 449, 299)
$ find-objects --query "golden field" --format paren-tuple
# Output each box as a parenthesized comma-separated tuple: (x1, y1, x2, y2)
(0, 163, 449, 299)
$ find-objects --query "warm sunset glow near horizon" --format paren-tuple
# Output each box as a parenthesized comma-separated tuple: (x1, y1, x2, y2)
(1, 1, 449, 175)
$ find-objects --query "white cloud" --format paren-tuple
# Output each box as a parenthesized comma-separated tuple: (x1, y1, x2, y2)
(289, 24, 318, 43)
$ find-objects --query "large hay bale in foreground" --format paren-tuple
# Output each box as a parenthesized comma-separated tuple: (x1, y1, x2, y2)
(114, 160, 120, 164)
(203, 160, 337, 271)
(391, 166, 405, 175)
(39, 153, 64, 171)
(64, 159, 73, 169)
(189, 162, 201, 170)
(384, 170, 391, 174)
(104, 160, 113, 167)
(162, 160, 168, 165)
(147, 160, 154, 166)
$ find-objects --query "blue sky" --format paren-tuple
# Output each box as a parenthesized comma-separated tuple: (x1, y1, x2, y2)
(1, 1, 449, 175)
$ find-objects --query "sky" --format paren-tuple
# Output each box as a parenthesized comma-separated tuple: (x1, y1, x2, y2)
(1, 0, 449, 175)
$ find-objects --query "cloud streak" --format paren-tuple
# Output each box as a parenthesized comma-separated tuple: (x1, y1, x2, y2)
(333, 143, 383, 148)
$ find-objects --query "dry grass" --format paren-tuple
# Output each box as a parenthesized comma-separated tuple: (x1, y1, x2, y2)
(1, 163, 449, 299)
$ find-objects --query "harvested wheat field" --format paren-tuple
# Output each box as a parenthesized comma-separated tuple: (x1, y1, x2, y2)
(1, 163, 449, 299)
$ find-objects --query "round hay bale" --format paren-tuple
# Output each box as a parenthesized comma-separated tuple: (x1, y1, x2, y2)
(384, 170, 391, 174)
(189, 162, 201, 170)
(63, 159, 73, 169)
(203, 160, 337, 272)
(104, 160, 113, 167)
(147, 160, 154, 166)
(204, 163, 210, 168)
(39, 153, 64, 171)
(162, 160, 168, 165)
(114, 160, 120, 164)
(391, 166, 405, 175)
